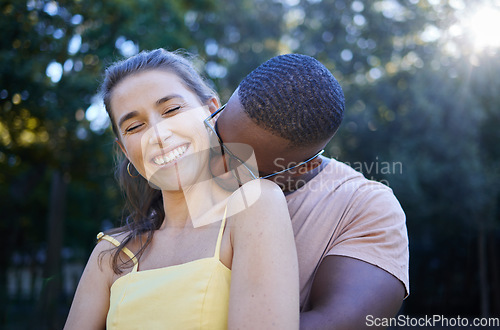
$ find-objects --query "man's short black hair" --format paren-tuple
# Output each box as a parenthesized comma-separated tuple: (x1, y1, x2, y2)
(238, 53, 345, 147)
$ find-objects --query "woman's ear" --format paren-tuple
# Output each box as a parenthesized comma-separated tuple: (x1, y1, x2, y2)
(207, 96, 221, 114)
(115, 138, 128, 159)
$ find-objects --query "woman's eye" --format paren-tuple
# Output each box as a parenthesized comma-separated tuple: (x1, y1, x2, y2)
(163, 106, 181, 116)
(125, 123, 143, 133)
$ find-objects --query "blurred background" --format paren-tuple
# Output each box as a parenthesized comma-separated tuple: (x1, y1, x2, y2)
(1, 0, 499, 328)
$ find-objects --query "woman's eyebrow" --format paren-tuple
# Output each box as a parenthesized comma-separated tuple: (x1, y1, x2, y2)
(156, 94, 184, 106)
(118, 110, 139, 129)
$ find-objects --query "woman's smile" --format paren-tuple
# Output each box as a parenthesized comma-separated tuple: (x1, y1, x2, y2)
(150, 144, 190, 167)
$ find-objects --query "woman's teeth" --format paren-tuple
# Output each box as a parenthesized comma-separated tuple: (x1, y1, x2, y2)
(153, 145, 188, 165)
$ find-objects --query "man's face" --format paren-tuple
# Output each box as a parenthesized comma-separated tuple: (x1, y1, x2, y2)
(214, 91, 318, 189)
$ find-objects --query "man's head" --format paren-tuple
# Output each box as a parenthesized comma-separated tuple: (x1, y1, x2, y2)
(215, 54, 345, 191)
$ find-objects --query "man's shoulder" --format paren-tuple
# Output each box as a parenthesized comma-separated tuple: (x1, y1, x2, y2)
(291, 158, 393, 197)
(286, 158, 404, 222)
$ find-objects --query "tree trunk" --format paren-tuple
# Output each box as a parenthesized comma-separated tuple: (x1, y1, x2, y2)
(489, 231, 499, 315)
(35, 170, 68, 329)
(478, 220, 490, 318)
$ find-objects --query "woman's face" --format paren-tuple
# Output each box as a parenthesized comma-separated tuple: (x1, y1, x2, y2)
(110, 70, 216, 190)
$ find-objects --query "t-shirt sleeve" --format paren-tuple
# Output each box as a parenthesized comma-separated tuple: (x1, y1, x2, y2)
(327, 181, 410, 297)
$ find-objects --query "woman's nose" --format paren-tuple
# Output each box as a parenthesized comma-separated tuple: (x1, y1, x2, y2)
(148, 123, 172, 147)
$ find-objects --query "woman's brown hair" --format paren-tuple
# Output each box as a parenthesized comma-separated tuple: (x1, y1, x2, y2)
(99, 48, 218, 273)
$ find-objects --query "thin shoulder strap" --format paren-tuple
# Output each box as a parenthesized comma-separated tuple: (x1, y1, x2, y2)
(213, 207, 228, 259)
(97, 232, 139, 270)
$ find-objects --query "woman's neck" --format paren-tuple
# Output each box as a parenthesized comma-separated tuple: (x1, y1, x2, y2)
(160, 177, 231, 230)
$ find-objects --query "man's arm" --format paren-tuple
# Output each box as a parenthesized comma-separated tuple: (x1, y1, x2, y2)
(300, 255, 405, 330)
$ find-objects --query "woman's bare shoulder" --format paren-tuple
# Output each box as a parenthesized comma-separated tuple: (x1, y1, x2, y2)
(94, 230, 132, 255)
(93, 230, 140, 278)
(227, 180, 291, 238)
(227, 179, 286, 214)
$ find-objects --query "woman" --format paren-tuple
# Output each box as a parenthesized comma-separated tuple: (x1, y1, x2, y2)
(64, 49, 299, 329)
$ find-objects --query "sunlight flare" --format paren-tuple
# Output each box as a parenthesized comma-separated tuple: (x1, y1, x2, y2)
(466, 5, 500, 51)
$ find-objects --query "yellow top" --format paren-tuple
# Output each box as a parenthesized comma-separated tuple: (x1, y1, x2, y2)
(97, 212, 231, 330)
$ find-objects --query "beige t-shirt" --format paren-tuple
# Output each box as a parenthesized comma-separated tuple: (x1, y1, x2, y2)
(287, 158, 409, 309)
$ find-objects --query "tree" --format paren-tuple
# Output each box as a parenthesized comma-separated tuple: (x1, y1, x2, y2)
(2, 0, 499, 327)
(1, 0, 215, 327)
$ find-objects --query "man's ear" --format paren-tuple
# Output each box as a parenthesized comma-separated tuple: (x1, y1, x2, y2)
(207, 96, 221, 114)
(115, 138, 128, 158)
(294, 156, 323, 176)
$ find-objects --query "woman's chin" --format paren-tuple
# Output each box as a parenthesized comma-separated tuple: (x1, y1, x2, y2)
(146, 167, 200, 191)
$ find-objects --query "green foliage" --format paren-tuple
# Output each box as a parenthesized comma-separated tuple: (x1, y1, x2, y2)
(1, 0, 499, 327)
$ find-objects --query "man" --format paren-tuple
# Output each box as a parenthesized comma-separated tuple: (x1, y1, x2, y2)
(208, 54, 409, 329)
